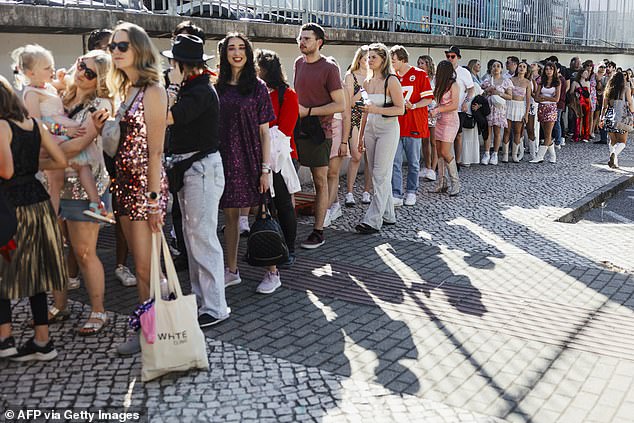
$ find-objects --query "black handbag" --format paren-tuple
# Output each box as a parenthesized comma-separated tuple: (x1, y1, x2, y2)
(294, 115, 326, 145)
(246, 194, 289, 267)
(0, 188, 17, 248)
(462, 113, 476, 129)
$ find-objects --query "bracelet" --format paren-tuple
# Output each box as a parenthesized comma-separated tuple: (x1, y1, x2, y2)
(148, 209, 161, 215)
(307, 107, 312, 117)
(341, 142, 348, 145)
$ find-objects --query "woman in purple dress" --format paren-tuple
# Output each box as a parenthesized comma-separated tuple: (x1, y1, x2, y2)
(216, 33, 280, 294)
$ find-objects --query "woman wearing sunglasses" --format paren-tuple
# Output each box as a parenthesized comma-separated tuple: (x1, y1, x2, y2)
(45, 49, 113, 336)
(93, 22, 168, 355)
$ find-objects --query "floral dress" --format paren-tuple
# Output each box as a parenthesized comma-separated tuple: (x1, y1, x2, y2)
(482, 78, 514, 128)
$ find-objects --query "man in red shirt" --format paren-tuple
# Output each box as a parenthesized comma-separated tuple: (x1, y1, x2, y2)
(389, 46, 433, 207)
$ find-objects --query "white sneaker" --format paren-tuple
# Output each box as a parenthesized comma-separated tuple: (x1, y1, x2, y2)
(323, 208, 332, 227)
(393, 196, 404, 207)
(329, 202, 342, 222)
(115, 265, 137, 287)
(404, 193, 416, 206)
(239, 216, 250, 235)
(344, 192, 355, 207)
(426, 169, 436, 181)
(68, 276, 81, 290)
(419, 168, 429, 179)
(489, 152, 498, 165)
(225, 268, 242, 287)
(256, 271, 281, 294)
(481, 152, 490, 165)
(361, 191, 371, 204)
(560, 139, 566, 146)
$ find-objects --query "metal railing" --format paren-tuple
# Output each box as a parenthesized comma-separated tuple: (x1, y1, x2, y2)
(5, 0, 634, 49)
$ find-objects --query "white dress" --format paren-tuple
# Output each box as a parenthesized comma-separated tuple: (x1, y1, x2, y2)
(461, 84, 482, 165)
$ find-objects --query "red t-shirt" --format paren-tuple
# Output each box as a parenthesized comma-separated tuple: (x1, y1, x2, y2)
(294, 56, 343, 139)
(397, 67, 434, 138)
(269, 87, 299, 160)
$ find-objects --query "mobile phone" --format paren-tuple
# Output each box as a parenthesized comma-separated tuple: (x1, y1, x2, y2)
(355, 100, 365, 107)
(88, 106, 97, 113)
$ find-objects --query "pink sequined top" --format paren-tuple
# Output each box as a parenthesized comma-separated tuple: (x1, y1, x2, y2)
(112, 88, 168, 221)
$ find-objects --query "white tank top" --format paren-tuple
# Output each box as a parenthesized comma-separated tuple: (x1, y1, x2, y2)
(540, 86, 557, 104)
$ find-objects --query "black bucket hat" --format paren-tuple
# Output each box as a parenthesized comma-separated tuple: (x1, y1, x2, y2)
(161, 34, 212, 63)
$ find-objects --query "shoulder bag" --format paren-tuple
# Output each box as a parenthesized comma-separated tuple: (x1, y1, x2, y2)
(613, 90, 634, 132)
(102, 87, 141, 158)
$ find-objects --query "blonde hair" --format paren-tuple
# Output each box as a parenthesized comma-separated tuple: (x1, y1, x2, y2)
(11, 44, 54, 90)
(348, 45, 369, 74)
(367, 43, 393, 80)
(107, 22, 162, 100)
(63, 50, 113, 108)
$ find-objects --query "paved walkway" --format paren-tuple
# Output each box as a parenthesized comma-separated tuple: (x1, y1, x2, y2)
(1, 141, 634, 422)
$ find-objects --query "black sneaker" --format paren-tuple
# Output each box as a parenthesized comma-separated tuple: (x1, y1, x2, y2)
(198, 313, 227, 328)
(10, 338, 57, 362)
(594, 140, 608, 144)
(300, 231, 325, 249)
(0, 337, 17, 358)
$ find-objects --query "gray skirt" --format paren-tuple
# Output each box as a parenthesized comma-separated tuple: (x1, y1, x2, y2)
(0, 200, 67, 299)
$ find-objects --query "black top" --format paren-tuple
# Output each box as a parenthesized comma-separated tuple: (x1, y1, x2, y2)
(0, 119, 50, 207)
(168, 73, 219, 155)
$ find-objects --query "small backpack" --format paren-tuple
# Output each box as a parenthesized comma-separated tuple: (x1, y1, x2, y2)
(246, 195, 289, 267)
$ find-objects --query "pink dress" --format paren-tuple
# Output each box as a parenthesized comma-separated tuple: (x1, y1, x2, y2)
(434, 88, 460, 142)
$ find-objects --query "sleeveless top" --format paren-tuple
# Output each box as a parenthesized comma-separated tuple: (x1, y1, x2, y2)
(22, 84, 64, 118)
(540, 86, 557, 104)
(0, 119, 49, 207)
(511, 84, 527, 98)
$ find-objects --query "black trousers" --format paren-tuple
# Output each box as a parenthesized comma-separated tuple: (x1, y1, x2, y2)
(0, 292, 48, 326)
(271, 171, 297, 254)
(171, 197, 187, 256)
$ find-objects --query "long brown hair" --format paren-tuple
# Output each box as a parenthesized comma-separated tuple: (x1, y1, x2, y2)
(0, 75, 29, 121)
(216, 32, 257, 96)
(434, 60, 456, 102)
(605, 71, 626, 101)
(107, 22, 162, 100)
(540, 62, 560, 88)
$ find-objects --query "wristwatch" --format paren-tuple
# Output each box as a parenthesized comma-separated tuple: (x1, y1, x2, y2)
(261, 168, 271, 174)
(146, 191, 159, 201)
(411, 103, 417, 110)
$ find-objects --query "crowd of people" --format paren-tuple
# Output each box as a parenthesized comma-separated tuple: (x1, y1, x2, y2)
(0, 21, 632, 361)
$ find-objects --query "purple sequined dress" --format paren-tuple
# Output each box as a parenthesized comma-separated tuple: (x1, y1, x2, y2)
(218, 79, 275, 209)
(113, 89, 169, 221)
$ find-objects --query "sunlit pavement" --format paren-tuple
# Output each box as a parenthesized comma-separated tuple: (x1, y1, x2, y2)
(1, 141, 633, 422)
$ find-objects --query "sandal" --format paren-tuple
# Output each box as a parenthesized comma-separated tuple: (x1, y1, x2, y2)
(83, 202, 115, 224)
(28, 305, 70, 327)
(77, 311, 108, 336)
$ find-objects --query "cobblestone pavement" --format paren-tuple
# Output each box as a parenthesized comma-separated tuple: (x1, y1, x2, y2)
(1, 142, 634, 422)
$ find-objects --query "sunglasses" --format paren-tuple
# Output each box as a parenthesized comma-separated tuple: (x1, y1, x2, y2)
(77, 60, 97, 80)
(107, 41, 130, 53)
(446, 54, 456, 59)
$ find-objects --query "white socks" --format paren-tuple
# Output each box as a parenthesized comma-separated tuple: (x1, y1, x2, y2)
(613, 143, 626, 157)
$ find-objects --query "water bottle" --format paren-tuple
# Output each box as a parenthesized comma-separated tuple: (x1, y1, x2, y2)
(160, 277, 169, 300)
(360, 88, 369, 104)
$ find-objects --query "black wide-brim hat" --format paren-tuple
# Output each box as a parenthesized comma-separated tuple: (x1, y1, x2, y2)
(162, 34, 213, 63)
(444, 45, 462, 58)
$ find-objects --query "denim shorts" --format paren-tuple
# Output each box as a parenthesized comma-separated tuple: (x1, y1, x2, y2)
(59, 199, 93, 222)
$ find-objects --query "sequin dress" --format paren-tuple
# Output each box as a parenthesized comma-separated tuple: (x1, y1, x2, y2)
(217, 79, 275, 209)
(113, 89, 168, 221)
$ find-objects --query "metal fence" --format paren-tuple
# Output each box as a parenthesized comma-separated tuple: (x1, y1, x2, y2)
(8, 0, 634, 48)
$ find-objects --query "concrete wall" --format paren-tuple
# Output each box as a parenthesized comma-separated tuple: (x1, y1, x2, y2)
(2, 33, 634, 84)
